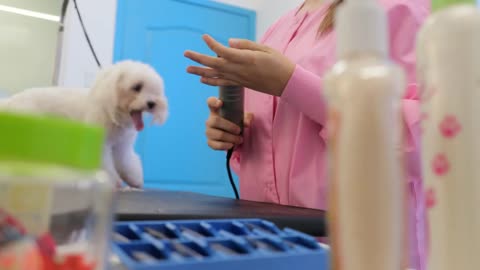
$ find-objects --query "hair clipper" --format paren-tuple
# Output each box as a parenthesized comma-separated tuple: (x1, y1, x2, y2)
(218, 85, 245, 132)
(219, 85, 244, 200)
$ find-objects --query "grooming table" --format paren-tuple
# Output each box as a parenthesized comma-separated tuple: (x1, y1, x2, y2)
(114, 189, 327, 237)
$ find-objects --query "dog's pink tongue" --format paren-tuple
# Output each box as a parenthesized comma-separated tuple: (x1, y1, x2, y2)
(131, 111, 144, 131)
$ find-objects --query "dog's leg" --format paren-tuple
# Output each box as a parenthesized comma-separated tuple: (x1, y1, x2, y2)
(112, 132, 144, 188)
(103, 144, 124, 188)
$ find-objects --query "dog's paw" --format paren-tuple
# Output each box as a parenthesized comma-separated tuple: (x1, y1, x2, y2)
(119, 186, 144, 192)
(117, 163, 144, 189)
(113, 176, 142, 190)
(123, 178, 144, 189)
(115, 179, 124, 189)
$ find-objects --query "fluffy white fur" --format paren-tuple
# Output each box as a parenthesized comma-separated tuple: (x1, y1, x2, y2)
(0, 60, 168, 188)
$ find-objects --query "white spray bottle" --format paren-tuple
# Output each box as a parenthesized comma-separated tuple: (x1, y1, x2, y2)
(324, 0, 407, 269)
(417, 0, 480, 269)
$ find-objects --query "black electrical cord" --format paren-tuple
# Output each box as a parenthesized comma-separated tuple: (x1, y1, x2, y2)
(71, 0, 102, 68)
(60, 0, 69, 26)
(226, 148, 239, 200)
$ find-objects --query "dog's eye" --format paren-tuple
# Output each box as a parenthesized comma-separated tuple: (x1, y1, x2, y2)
(132, 83, 143, 93)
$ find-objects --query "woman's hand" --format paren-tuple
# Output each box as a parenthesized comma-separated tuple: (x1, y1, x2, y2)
(206, 97, 254, 150)
(185, 35, 295, 96)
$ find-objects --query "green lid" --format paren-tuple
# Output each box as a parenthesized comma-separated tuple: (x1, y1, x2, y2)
(433, 0, 476, 11)
(0, 112, 104, 171)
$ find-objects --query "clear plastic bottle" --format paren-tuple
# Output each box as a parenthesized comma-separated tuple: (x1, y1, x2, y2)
(416, 0, 480, 269)
(323, 0, 407, 269)
(0, 112, 115, 270)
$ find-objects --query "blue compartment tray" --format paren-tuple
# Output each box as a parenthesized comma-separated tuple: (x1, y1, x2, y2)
(111, 219, 329, 270)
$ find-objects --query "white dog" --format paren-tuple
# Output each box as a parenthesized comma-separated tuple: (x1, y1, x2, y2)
(0, 60, 168, 188)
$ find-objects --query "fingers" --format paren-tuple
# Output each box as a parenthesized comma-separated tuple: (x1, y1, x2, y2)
(187, 66, 221, 78)
(184, 50, 226, 69)
(244, 113, 254, 128)
(205, 107, 243, 150)
(202, 35, 251, 63)
(202, 34, 230, 57)
(201, 77, 239, 87)
(229, 38, 270, 52)
(207, 97, 222, 113)
(206, 127, 243, 145)
(206, 114, 241, 135)
(184, 36, 263, 71)
(187, 66, 239, 85)
(205, 113, 253, 151)
(207, 140, 234, 151)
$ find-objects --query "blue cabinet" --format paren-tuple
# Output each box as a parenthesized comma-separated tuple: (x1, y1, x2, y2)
(114, 0, 256, 197)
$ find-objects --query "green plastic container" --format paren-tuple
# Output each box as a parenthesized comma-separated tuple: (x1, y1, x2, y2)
(0, 111, 114, 270)
(432, 0, 476, 11)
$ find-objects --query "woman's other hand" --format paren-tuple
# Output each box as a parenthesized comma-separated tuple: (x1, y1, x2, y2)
(185, 35, 295, 96)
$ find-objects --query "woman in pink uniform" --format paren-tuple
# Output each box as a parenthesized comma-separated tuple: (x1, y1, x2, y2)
(185, 0, 429, 269)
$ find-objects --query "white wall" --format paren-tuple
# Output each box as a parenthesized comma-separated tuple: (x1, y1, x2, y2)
(58, 0, 302, 87)
(213, 0, 303, 40)
(214, 0, 263, 11)
(256, 0, 303, 38)
(0, 0, 62, 93)
(58, 0, 117, 87)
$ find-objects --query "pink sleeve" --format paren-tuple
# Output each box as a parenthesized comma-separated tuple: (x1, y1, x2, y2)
(281, 65, 327, 124)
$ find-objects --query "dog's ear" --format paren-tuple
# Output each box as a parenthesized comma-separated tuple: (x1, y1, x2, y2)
(114, 69, 127, 89)
(90, 66, 121, 125)
(151, 99, 168, 125)
(152, 111, 168, 125)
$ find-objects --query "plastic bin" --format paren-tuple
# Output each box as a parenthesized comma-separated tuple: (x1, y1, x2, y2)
(0, 112, 115, 270)
(112, 219, 330, 270)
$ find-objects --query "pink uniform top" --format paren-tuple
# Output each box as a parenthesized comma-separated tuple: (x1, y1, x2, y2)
(230, 1, 430, 269)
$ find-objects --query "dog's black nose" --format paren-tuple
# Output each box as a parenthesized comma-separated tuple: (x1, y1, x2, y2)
(147, 101, 156, 109)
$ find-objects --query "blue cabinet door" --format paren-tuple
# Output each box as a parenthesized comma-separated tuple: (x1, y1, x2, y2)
(114, 0, 256, 197)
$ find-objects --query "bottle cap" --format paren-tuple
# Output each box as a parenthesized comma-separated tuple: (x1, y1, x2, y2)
(0, 112, 104, 171)
(336, 0, 389, 58)
(433, 0, 475, 11)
